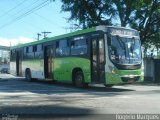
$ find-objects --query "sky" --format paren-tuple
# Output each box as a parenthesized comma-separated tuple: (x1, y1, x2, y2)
(0, 0, 71, 46)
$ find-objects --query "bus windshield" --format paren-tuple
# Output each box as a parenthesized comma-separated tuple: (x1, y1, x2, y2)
(109, 35, 141, 65)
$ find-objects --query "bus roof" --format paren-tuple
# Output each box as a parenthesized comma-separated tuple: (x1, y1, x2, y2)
(11, 25, 138, 50)
(11, 26, 96, 49)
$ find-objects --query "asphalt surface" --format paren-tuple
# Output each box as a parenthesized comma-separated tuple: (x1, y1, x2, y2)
(0, 74, 160, 120)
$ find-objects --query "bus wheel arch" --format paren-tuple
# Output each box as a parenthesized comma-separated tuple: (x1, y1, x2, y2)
(72, 68, 88, 87)
(25, 68, 32, 82)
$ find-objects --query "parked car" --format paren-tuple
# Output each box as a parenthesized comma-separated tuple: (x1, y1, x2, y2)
(0, 68, 10, 74)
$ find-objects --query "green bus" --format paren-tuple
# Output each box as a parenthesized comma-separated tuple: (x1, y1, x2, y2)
(10, 25, 144, 87)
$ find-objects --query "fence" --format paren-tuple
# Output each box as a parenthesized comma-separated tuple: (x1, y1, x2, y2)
(144, 58, 160, 82)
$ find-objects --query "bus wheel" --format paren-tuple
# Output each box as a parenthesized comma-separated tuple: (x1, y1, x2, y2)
(104, 84, 114, 88)
(25, 69, 32, 82)
(74, 71, 86, 87)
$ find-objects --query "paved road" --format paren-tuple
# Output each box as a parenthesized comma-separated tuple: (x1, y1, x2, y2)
(0, 74, 160, 119)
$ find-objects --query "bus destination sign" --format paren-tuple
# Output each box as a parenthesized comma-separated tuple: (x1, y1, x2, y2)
(109, 28, 139, 36)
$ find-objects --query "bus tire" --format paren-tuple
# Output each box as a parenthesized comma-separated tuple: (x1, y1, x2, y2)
(74, 71, 86, 87)
(104, 84, 114, 88)
(25, 69, 32, 82)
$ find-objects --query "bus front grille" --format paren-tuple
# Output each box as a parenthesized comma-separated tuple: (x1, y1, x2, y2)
(121, 76, 140, 83)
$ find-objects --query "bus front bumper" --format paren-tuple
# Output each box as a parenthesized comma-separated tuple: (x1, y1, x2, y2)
(105, 69, 144, 85)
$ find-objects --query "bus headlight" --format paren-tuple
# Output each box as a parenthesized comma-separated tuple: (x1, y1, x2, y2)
(108, 65, 116, 74)
(111, 69, 116, 74)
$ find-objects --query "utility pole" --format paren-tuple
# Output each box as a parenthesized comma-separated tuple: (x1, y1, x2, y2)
(63, 24, 82, 33)
(37, 33, 41, 41)
(41, 31, 52, 39)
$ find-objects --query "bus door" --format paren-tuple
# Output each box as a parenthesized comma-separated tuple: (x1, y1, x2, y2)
(44, 46, 53, 79)
(16, 51, 22, 76)
(91, 37, 105, 83)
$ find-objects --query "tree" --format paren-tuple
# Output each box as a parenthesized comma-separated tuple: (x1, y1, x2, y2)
(112, 0, 142, 27)
(130, 0, 160, 44)
(58, 0, 160, 48)
(59, 0, 152, 27)
(60, 0, 115, 28)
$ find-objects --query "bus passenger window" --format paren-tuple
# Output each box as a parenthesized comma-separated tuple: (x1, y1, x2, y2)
(28, 46, 33, 53)
(37, 44, 42, 51)
(26, 47, 29, 53)
(56, 40, 70, 56)
(10, 50, 16, 61)
(34, 44, 43, 59)
(34, 45, 37, 52)
(71, 39, 87, 55)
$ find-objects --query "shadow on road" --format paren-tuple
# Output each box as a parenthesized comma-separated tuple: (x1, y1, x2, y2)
(0, 105, 94, 119)
(0, 105, 93, 114)
(37, 80, 135, 92)
(0, 77, 135, 94)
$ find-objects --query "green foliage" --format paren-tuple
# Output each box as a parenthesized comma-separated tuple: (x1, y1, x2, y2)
(112, 0, 139, 27)
(131, 0, 160, 44)
(61, 0, 115, 28)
